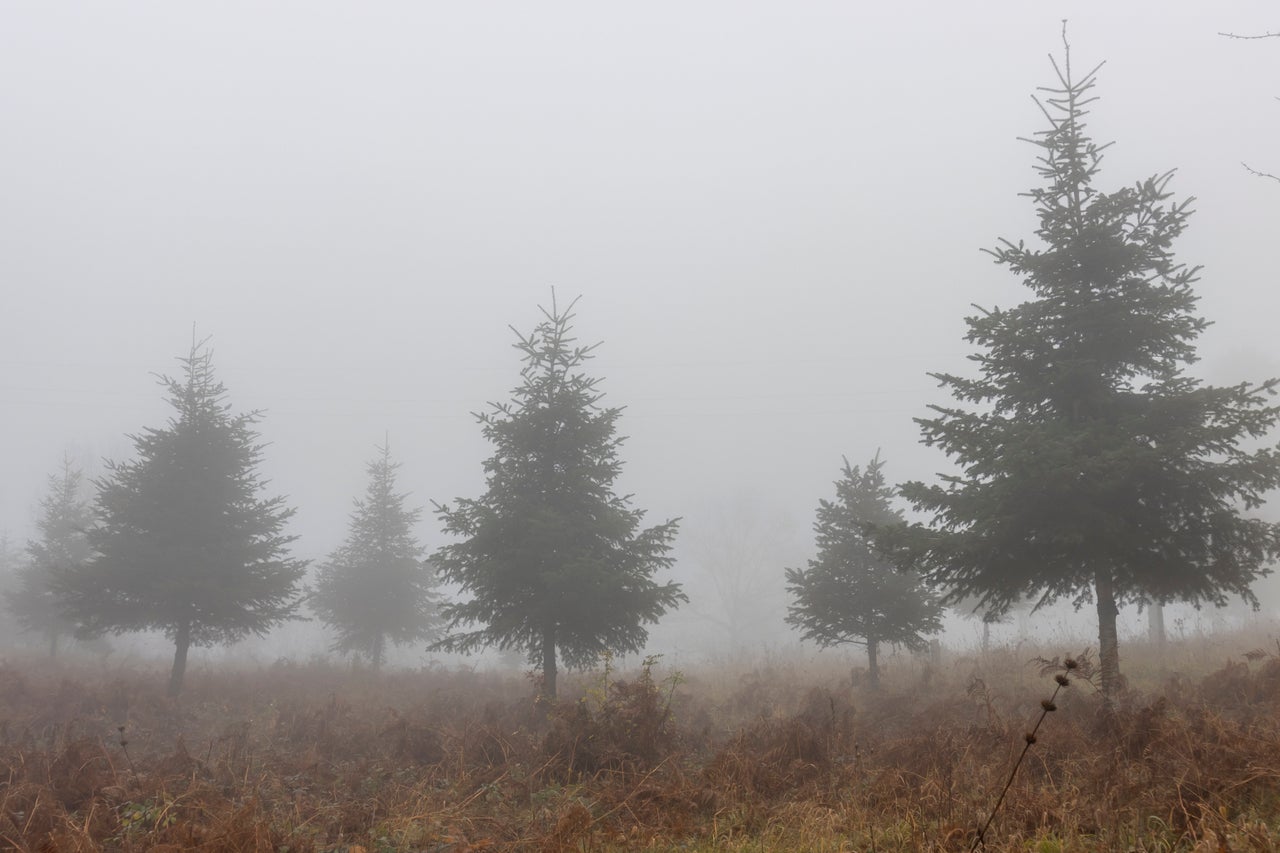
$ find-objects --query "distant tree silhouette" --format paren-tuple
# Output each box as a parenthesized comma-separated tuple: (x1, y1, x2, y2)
(311, 442, 440, 670)
(6, 458, 91, 656)
(0, 534, 29, 645)
(685, 497, 798, 658)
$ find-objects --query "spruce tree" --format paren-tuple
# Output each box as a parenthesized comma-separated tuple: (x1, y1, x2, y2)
(311, 443, 440, 669)
(0, 535, 30, 645)
(786, 454, 942, 688)
(884, 44, 1280, 699)
(55, 340, 306, 696)
(432, 295, 683, 698)
(6, 458, 91, 656)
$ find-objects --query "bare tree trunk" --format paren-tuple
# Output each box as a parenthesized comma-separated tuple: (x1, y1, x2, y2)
(981, 619, 991, 653)
(867, 638, 880, 690)
(541, 623, 557, 700)
(372, 634, 385, 672)
(168, 620, 192, 698)
(1148, 603, 1166, 648)
(1095, 570, 1121, 701)
(48, 630, 59, 659)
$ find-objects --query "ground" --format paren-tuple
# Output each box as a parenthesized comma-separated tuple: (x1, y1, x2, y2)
(2, 633, 1280, 851)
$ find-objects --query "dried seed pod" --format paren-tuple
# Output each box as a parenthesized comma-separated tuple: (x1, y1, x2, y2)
(1041, 699, 1057, 712)
(1055, 674, 1070, 687)
(1024, 732, 1037, 744)
(1063, 658, 1079, 670)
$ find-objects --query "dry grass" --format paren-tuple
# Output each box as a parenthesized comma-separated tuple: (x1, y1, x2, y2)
(2, 635, 1280, 851)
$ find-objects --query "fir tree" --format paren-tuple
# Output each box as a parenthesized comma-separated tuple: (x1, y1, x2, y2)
(786, 454, 942, 688)
(0, 534, 28, 645)
(311, 442, 440, 669)
(432, 295, 683, 698)
(54, 340, 306, 696)
(883, 42, 1280, 699)
(6, 458, 91, 656)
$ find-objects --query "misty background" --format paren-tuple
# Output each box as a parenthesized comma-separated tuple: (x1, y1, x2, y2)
(3, 2, 1278, 665)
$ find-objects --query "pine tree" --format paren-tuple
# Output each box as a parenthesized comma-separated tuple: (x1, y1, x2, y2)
(54, 340, 306, 696)
(786, 454, 942, 688)
(432, 295, 684, 698)
(6, 458, 91, 656)
(0, 534, 28, 646)
(884, 43, 1280, 699)
(311, 442, 440, 669)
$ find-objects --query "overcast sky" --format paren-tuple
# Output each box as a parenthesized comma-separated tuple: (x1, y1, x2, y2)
(3, 2, 1278, 655)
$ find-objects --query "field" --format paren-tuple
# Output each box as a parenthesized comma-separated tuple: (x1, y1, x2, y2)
(3, 634, 1280, 852)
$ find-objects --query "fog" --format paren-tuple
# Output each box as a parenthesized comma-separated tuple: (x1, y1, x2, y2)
(3, 2, 1278, 665)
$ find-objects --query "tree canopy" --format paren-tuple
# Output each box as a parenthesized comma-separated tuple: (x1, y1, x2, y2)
(54, 340, 306, 695)
(432, 295, 684, 698)
(882, 45, 1280, 698)
(311, 442, 440, 669)
(786, 453, 942, 688)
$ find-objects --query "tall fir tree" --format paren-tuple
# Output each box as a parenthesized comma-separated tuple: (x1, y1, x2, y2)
(883, 43, 1280, 699)
(54, 340, 306, 696)
(786, 454, 942, 688)
(432, 295, 684, 698)
(311, 442, 440, 670)
(6, 458, 92, 656)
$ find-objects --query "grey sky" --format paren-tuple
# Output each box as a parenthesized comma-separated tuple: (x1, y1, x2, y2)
(2, 3, 1278, 653)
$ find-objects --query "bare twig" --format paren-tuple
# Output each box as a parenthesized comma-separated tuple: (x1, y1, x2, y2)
(1243, 162, 1280, 183)
(971, 660, 1077, 851)
(1218, 31, 1280, 40)
(117, 725, 139, 780)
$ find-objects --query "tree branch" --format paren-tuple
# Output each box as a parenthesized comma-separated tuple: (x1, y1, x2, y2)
(1218, 30, 1280, 40)
(1243, 162, 1280, 183)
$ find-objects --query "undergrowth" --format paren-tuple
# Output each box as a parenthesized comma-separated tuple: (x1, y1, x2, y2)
(1, 635, 1280, 851)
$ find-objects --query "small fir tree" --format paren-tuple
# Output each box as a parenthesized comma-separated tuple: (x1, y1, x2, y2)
(0, 534, 28, 645)
(6, 459, 92, 656)
(883, 43, 1280, 699)
(54, 340, 306, 696)
(311, 442, 440, 669)
(786, 454, 942, 688)
(432, 295, 684, 698)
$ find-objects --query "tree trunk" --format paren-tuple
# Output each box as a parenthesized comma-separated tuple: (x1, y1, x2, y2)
(168, 621, 192, 698)
(1095, 570, 1121, 701)
(981, 619, 991, 653)
(1148, 603, 1166, 648)
(372, 634, 385, 672)
(866, 638, 880, 690)
(48, 630, 59, 659)
(541, 623, 557, 700)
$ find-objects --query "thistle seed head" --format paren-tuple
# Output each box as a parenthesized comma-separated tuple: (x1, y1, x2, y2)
(1063, 658, 1079, 670)
(1024, 732, 1037, 744)
(1041, 699, 1057, 712)
(1055, 674, 1070, 687)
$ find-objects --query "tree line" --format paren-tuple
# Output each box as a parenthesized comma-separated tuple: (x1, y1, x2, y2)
(6, 46, 1280, 703)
